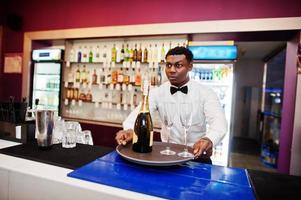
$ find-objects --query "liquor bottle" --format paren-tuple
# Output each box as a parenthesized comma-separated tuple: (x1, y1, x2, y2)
(135, 68, 141, 86)
(143, 45, 148, 63)
(69, 47, 75, 62)
(151, 68, 157, 86)
(69, 86, 74, 100)
(102, 45, 108, 62)
(79, 90, 86, 101)
(153, 44, 158, 63)
(130, 68, 136, 85)
(86, 90, 93, 102)
(132, 78, 153, 153)
(137, 43, 143, 62)
(99, 68, 106, 84)
(148, 44, 153, 63)
(111, 68, 118, 84)
(168, 41, 172, 52)
(66, 87, 71, 100)
(81, 65, 87, 84)
(95, 45, 100, 62)
(123, 68, 130, 85)
(133, 44, 138, 62)
(125, 44, 130, 62)
(88, 47, 93, 63)
(129, 44, 134, 63)
(68, 71, 74, 83)
(73, 88, 79, 101)
(120, 44, 125, 63)
(117, 68, 124, 84)
(116, 44, 121, 63)
(106, 68, 112, 84)
(82, 46, 88, 62)
(111, 44, 117, 62)
(92, 69, 98, 85)
(77, 46, 82, 63)
(157, 66, 162, 85)
(160, 43, 166, 63)
(75, 65, 81, 83)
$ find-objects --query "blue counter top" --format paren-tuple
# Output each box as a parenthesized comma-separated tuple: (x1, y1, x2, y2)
(68, 151, 255, 200)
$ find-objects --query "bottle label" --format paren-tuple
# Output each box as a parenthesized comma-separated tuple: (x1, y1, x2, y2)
(150, 131, 153, 146)
(132, 131, 138, 143)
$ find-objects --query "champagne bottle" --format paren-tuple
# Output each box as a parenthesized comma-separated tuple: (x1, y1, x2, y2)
(132, 78, 153, 153)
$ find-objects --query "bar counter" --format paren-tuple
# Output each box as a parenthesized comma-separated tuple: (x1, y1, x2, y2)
(0, 139, 300, 200)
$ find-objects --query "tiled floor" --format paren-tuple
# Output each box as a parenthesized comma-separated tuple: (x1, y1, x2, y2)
(229, 137, 277, 173)
(229, 152, 276, 172)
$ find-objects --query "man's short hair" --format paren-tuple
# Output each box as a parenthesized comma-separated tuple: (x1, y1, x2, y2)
(165, 46, 194, 63)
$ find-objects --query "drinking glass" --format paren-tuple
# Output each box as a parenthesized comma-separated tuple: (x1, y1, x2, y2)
(62, 121, 78, 148)
(160, 102, 176, 155)
(82, 130, 93, 145)
(178, 102, 194, 158)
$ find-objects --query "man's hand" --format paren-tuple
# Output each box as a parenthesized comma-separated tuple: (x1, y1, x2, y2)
(192, 137, 213, 159)
(115, 129, 133, 145)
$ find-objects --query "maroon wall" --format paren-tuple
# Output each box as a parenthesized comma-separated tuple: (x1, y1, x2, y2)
(1, 0, 301, 101)
(6, 0, 301, 32)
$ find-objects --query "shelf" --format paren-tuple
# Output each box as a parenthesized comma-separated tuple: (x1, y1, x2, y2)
(35, 73, 60, 76)
(33, 89, 60, 93)
(262, 111, 281, 118)
(195, 80, 230, 87)
(68, 61, 165, 65)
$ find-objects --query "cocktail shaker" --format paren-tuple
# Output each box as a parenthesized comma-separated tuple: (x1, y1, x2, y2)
(35, 110, 54, 149)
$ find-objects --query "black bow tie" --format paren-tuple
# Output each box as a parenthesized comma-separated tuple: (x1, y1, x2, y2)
(170, 86, 188, 95)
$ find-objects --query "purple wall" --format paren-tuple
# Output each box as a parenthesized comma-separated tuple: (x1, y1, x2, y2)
(278, 34, 299, 174)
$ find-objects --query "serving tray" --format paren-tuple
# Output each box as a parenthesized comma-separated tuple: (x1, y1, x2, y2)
(116, 141, 193, 166)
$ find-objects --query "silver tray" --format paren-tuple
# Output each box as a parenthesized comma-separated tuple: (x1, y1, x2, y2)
(116, 141, 193, 166)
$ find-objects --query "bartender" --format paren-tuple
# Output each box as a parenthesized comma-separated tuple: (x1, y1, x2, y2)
(115, 46, 227, 163)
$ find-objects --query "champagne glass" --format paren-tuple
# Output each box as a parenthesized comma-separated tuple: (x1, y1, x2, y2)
(178, 102, 194, 158)
(160, 102, 176, 155)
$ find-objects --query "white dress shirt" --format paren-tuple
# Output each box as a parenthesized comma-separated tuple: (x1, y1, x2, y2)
(123, 79, 227, 147)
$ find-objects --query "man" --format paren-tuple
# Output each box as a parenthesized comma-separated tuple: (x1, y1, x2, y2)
(115, 46, 227, 163)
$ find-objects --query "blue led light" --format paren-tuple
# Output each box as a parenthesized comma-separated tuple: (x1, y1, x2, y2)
(188, 45, 237, 60)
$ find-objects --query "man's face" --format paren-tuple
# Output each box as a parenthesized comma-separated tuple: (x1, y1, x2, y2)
(165, 54, 192, 87)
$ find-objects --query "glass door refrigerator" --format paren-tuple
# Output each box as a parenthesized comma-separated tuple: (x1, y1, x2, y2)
(188, 45, 237, 166)
(31, 49, 63, 115)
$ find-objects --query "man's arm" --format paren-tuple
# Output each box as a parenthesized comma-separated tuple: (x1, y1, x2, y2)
(193, 88, 228, 158)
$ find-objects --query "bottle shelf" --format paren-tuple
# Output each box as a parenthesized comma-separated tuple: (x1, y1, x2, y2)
(195, 80, 230, 87)
(62, 36, 187, 125)
(34, 89, 60, 93)
(35, 73, 60, 76)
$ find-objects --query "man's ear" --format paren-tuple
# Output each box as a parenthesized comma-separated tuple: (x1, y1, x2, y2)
(188, 63, 193, 71)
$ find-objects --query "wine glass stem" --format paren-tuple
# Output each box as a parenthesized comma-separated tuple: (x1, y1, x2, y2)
(184, 128, 188, 151)
(166, 127, 171, 150)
